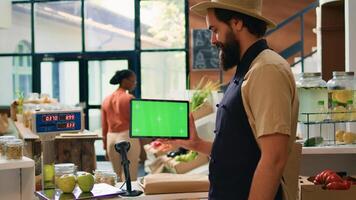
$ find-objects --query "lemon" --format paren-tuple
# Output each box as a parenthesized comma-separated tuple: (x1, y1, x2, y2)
(332, 90, 353, 104)
(335, 130, 345, 142)
(343, 132, 355, 144)
(331, 106, 347, 121)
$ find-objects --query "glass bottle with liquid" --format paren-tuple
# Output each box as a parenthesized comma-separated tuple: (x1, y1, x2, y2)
(331, 100, 347, 121)
(296, 73, 328, 122)
(346, 100, 355, 121)
(326, 71, 355, 122)
(316, 100, 327, 122)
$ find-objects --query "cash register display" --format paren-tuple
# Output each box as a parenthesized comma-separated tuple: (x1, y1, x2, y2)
(34, 111, 82, 134)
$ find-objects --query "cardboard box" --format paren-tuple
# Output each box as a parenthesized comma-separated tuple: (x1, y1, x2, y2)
(192, 102, 214, 120)
(162, 154, 209, 174)
(299, 176, 356, 200)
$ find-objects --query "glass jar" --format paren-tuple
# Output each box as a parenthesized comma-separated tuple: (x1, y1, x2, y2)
(0, 136, 16, 159)
(296, 72, 328, 122)
(22, 104, 35, 129)
(326, 72, 355, 122)
(5, 139, 23, 160)
(55, 163, 76, 188)
(93, 170, 117, 186)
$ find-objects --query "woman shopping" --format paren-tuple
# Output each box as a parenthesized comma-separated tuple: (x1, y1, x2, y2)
(101, 69, 141, 181)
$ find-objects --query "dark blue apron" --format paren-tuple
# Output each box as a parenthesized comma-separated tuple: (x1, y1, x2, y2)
(209, 39, 283, 200)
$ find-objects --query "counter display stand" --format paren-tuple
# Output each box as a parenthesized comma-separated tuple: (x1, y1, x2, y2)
(14, 121, 101, 172)
(299, 111, 356, 151)
(0, 157, 35, 200)
(298, 111, 356, 175)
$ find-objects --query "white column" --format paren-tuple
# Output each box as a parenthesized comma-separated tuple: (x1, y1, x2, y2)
(345, 0, 356, 132)
(345, 0, 356, 72)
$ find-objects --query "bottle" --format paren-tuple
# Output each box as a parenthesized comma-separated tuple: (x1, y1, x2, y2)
(317, 100, 327, 122)
(296, 73, 327, 122)
(331, 100, 347, 121)
(346, 100, 354, 121)
(327, 72, 354, 111)
(55, 163, 76, 189)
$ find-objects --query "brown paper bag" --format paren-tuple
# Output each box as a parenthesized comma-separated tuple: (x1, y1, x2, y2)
(139, 173, 209, 194)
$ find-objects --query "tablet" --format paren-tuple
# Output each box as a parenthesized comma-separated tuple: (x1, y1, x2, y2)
(130, 99, 189, 139)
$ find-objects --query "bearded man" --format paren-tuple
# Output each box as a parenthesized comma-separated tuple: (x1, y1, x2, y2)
(162, 0, 299, 199)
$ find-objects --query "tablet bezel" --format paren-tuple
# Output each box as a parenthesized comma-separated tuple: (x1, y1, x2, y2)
(130, 99, 190, 139)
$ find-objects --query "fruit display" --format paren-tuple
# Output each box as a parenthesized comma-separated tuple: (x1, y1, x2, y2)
(313, 169, 352, 190)
(174, 151, 198, 162)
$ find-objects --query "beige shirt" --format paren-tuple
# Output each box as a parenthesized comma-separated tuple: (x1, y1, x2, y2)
(241, 49, 299, 200)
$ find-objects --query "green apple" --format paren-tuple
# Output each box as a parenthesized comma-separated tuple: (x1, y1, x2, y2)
(43, 164, 55, 182)
(57, 174, 76, 193)
(77, 172, 95, 192)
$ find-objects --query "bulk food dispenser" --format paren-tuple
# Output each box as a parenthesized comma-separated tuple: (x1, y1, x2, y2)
(297, 72, 356, 147)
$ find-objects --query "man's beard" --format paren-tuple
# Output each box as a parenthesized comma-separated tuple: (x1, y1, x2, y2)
(216, 29, 240, 71)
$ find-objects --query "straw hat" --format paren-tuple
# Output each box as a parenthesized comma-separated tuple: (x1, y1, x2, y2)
(191, 0, 276, 28)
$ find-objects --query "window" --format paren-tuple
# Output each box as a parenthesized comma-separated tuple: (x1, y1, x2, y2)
(84, 0, 135, 51)
(140, 0, 185, 50)
(1, 0, 189, 135)
(34, 1, 82, 52)
(12, 40, 32, 100)
(141, 52, 186, 99)
(0, 4, 31, 54)
(0, 56, 32, 105)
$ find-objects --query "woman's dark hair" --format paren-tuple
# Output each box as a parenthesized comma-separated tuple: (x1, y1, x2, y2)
(214, 8, 267, 38)
(109, 69, 135, 85)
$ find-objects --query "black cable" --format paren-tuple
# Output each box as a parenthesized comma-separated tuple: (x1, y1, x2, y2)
(119, 181, 126, 189)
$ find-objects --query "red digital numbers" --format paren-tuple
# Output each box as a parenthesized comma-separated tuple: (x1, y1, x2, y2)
(57, 122, 76, 129)
(65, 114, 75, 120)
(42, 115, 58, 122)
(66, 122, 75, 128)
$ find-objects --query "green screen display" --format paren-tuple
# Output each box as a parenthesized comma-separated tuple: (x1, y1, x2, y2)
(130, 99, 189, 138)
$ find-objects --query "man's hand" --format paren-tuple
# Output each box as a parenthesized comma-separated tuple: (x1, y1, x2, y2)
(248, 133, 289, 200)
(158, 114, 212, 156)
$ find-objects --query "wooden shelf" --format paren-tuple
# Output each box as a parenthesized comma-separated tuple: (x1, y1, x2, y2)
(14, 121, 39, 140)
(302, 146, 356, 154)
(0, 156, 34, 170)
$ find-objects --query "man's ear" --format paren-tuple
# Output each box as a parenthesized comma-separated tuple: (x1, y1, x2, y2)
(230, 18, 243, 32)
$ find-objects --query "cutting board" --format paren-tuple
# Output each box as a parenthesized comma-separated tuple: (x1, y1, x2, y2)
(35, 183, 125, 200)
